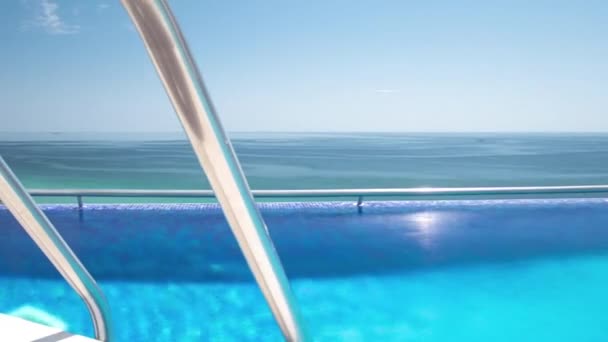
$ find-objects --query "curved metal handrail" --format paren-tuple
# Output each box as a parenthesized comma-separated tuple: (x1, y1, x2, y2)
(0, 157, 113, 341)
(120, 0, 308, 340)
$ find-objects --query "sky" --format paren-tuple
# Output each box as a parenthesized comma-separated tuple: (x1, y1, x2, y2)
(0, 0, 607, 133)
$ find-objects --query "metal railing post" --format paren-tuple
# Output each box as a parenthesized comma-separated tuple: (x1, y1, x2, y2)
(0, 157, 113, 341)
(120, 1, 308, 340)
(357, 196, 363, 213)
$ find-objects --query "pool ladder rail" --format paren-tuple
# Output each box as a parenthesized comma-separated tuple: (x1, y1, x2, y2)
(0, 157, 112, 341)
(0, 0, 307, 341)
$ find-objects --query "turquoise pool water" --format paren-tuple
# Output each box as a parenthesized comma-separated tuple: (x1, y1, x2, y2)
(2, 199, 608, 341)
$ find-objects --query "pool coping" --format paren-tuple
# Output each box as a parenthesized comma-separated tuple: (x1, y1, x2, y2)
(0, 313, 99, 342)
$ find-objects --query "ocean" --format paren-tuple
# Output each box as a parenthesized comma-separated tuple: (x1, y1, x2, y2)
(0, 133, 608, 189)
(1, 132, 608, 194)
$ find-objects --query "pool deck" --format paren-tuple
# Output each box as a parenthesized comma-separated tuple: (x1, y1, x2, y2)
(0, 314, 99, 342)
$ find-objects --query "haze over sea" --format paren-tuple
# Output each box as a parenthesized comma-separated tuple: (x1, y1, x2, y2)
(1, 132, 607, 202)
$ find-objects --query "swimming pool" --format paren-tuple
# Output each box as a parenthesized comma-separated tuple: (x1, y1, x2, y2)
(1, 199, 608, 341)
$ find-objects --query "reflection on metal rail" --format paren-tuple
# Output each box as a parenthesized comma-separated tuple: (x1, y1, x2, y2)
(26, 184, 608, 207)
(120, 0, 308, 340)
(0, 157, 113, 341)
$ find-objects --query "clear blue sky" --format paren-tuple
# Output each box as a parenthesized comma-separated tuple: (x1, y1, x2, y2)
(1, 0, 607, 132)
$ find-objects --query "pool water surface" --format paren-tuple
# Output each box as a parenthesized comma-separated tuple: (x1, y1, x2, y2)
(1, 199, 608, 341)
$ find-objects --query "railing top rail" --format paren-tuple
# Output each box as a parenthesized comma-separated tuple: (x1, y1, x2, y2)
(26, 185, 608, 198)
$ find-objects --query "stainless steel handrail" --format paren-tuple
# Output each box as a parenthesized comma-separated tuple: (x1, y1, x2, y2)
(0, 157, 113, 341)
(26, 185, 608, 199)
(120, 1, 307, 341)
(23, 185, 608, 214)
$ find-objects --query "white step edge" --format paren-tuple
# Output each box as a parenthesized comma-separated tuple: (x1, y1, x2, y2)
(0, 314, 100, 342)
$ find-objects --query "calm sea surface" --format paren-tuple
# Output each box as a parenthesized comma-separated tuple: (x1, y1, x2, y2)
(1, 132, 608, 198)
